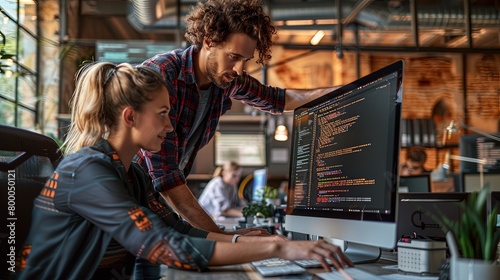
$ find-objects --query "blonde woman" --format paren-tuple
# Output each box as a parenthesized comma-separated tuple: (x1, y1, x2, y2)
(16, 62, 353, 279)
(199, 161, 246, 218)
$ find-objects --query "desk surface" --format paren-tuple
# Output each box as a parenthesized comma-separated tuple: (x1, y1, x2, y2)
(215, 216, 244, 231)
(160, 253, 441, 280)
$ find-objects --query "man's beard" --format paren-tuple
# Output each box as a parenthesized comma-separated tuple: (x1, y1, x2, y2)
(206, 53, 234, 89)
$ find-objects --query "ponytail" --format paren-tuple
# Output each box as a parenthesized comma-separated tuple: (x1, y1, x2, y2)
(62, 61, 165, 155)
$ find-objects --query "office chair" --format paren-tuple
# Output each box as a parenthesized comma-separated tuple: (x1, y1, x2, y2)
(0, 125, 62, 278)
(238, 173, 254, 202)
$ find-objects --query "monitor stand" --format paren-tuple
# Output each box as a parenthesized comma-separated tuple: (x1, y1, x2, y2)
(326, 238, 381, 264)
(344, 242, 382, 264)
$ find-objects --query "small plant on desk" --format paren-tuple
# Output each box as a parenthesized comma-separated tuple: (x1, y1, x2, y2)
(437, 186, 499, 261)
(263, 185, 278, 199)
(262, 185, 281, 206)
(242, 200, 273, 224)
(429, 186, 500, 280)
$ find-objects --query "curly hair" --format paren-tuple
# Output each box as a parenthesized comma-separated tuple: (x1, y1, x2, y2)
(406, 146, 427, 164)
(185, 0, 276, 65)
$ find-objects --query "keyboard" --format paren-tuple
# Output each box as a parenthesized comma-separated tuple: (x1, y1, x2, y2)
(316, 267, 384, 280)
(251, 258, 307, 277)
(294, 258, 333, 268)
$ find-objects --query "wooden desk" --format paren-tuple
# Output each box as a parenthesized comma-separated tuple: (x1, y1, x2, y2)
(214, 216, 244, 232)
(215, 216, 280, 234)
(160, 255, 440, 279)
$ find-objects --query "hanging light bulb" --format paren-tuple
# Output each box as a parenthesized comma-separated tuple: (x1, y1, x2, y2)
(274, 116, 288, 141)
(274, 124, 288, 141)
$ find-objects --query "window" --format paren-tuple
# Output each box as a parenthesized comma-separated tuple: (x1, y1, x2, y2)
(214, 132, 267, 167)
(0, 1, 39, 130)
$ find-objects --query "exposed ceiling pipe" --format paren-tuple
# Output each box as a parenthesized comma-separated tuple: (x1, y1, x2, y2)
(341, 0, 374, 25)
(126, 0, 499, 31)
(130, 0, 158, 26)
(128, 0, 188, 31)
(387, 7, 500, 28)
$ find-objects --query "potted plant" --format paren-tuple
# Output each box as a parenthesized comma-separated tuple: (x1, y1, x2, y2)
(263, 184, 281, 206)
(242, 199, 273, 225)
(433, 186, 500, 279)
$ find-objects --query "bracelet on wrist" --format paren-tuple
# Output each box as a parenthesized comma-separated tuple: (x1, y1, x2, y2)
(232, 234, 241, 243)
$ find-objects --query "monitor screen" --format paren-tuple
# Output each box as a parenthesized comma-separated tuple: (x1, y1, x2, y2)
(252, 168, 268, 202)
(285, 60, 403, 263)
(459, 133, 500, 174)
(399, 174, 431, 193)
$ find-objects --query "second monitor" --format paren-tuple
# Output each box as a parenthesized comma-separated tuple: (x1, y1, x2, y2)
(252, 168, 268, 202)
(399, 174, 431, 193)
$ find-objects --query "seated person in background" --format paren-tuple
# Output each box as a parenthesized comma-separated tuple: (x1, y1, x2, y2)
(17, 61, 354, 278)
(198, 161, 246, 218)
(400, 146, 429, 176)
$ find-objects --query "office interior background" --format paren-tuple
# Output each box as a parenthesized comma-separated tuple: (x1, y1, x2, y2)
(1, 0, 499, 194)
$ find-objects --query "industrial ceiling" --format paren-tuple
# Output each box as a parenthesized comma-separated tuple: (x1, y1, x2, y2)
(70, 0, 500, 53)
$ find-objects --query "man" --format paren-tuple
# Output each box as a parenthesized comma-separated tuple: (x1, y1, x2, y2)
(400, 146, 429, 176)
(136, 0, 339, 236)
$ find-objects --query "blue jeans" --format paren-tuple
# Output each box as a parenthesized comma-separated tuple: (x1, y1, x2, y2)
(134, 258, 161, 280)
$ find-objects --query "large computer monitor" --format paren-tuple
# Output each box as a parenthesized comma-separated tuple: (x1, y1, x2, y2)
(285, 60, 404, 263)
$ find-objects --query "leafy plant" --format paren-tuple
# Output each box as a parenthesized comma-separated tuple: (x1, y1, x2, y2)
(431, 186, 500, 261)
(263, 184, 279, 199)
(242, 200, 273, 218)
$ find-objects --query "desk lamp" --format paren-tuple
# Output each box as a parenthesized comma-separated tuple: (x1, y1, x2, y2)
(445, 120, 500, 143)
(437, 120, 500, 189)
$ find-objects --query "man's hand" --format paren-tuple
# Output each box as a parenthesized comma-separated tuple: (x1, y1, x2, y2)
(237, 234, 289, 242)
(162, 186, 224, 233)
(230, 227, 271, 236)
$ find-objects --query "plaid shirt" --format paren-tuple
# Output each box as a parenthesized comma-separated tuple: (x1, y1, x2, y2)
(135, 46, 285, 193)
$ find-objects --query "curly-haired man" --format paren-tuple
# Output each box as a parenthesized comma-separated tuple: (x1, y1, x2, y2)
(135, 1, 341, 277)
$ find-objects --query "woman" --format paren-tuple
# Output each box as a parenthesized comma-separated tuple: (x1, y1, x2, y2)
(16, 62, 353, 279)
(198, 161, 246, 218)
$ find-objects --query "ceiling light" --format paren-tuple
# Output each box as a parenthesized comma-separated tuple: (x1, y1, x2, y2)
(310, 30, 325, 45)
(274, 116, 288, 141)
(274, 124, 288, 141)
